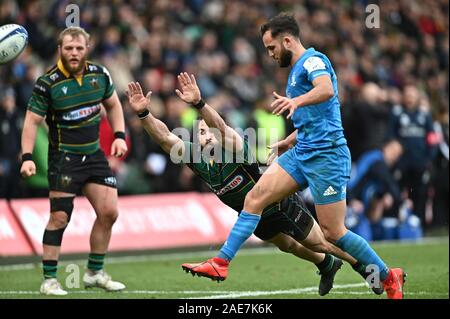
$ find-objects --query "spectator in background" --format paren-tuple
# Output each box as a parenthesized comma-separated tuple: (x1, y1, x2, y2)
(430, 105, 449, 229)
(0, 88, 22, 198)
(249, 93, 287, 165)
(343, 82, 391, 161)
(348, 139, 405, 223)
(388, 85, 437, 228)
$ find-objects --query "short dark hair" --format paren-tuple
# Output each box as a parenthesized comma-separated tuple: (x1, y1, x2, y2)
(195, 112, 229, 129)
(260, 13, 300, 38)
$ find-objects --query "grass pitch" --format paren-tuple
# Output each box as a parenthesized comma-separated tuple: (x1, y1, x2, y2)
(0, 238, 448, 299)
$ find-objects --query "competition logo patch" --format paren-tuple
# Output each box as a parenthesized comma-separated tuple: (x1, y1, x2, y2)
(60, 175, 72, 187)
(62, 104, 101, 121)
(216, 175, 244, 196)
(90, 77, 99, 89)
(50, 73, 59, 81)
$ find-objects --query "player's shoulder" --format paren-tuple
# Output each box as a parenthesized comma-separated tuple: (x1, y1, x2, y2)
(85, 61, 110, 75)
(301, 48, 329, 72)
(37, 64, 59, 85)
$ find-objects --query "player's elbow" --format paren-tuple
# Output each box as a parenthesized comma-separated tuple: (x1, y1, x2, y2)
(322, 86, 334, 100)
(26, 110, 45, 126)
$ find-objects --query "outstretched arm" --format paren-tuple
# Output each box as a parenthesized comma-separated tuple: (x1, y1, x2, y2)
(175, 72, 243, 152)
(126, 82, 185, 160)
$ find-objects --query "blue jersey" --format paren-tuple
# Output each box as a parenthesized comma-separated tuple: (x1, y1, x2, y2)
(286, 48, 346, 152)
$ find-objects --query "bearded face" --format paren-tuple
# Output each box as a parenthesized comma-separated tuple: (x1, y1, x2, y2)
(262, 31, 294, 68)
(59, 35, 88, 75)
(278, 45, 293, 68)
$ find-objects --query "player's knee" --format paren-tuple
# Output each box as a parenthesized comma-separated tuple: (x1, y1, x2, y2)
(314, 241, 333, 254)
(48, 196, 75, 228)
(321, 225, 346, 244)
(245, 186, 270, 212)
(48, 211, 69, 229)
(276, 240, 296, 253)
(97, 207, 118, 226)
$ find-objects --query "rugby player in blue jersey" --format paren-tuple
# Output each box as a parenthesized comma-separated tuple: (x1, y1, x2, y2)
(186, 13, 406, 299)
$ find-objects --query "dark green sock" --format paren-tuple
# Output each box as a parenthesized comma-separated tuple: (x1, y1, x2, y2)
(43, 260, 58, 279)
(315, 254, 334, 273)
(352, 261, 368, 277)
(87, 253, 105, 272)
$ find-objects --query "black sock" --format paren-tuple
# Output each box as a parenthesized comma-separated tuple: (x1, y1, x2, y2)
(315, 254, 334, 273)
(43, 260, 58, 279)
(352, 261, 367, 277)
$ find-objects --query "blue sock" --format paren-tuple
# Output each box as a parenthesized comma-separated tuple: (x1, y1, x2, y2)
(218, 211, 261, 262)
(336, 231, 389, 281)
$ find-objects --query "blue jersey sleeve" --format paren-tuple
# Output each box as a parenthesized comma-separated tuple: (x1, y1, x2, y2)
(303, 55, 331, 83)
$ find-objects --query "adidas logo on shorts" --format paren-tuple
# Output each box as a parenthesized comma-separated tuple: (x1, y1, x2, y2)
(323, 186, 338, 196)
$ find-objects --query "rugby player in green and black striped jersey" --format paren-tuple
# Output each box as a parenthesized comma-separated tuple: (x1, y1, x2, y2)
(126, 74, 362, 296)
(20, 27, 126, 295)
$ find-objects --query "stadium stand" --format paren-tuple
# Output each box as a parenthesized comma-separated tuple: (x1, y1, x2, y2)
(0, 0, 448, 247)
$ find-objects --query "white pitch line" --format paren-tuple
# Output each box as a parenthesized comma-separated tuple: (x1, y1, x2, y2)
(0, 290, 233, 295)
(0, 288, 447, 298)
(189, 283, 367, 299)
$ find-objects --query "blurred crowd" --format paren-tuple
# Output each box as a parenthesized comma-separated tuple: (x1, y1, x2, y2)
(0, 0, 448, 231)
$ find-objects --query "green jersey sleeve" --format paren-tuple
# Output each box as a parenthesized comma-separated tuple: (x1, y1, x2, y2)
(27, 77, 51, 117)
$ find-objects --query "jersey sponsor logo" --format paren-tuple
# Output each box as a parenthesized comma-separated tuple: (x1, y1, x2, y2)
(323, 186, 338, 196)
(50, 73, 59, 81)
(303, 56, 326, 74)
(399, 126, 426, 138)
(88, 65, 98, 72)
(34, 84, 47, 93)
(62, 86, 68, 95)
(215, 175, 244, 196)
(62, 104, 101, 121)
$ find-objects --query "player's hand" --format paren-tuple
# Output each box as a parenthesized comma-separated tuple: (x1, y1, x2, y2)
(20, 160, 36, 178)
(271, 92, 298, 119)
(111, 138, 128, 158)
(126, 82, 152, 114)
(266, 139, 291, 165)
(175, 72, 202, 104)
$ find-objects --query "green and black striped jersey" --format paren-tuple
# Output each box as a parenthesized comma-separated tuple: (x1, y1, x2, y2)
(27, 60, 115, 154)
(184, 138, 280, 216)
